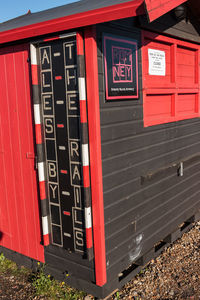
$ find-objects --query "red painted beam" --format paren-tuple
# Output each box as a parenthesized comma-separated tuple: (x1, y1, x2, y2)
(84, 26, 107, 287)
(144, 0, 187, 22)
(0, 0, 144, 45)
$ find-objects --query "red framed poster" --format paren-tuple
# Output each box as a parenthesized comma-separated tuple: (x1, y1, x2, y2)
(103, 34, 138, 101)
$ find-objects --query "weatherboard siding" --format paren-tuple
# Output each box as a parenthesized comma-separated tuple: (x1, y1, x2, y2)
(45, 245, 95, 282)
(139, 12, 200, 43)
(97, 21, 200, 281)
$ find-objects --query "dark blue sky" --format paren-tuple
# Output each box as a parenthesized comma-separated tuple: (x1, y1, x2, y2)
(1, 0, 78, 23)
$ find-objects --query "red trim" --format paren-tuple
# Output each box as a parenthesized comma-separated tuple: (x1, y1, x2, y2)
(63, 211, 71, 216)
(79, 100, 87, 123)
(57, 124, 64, 128)
(55, 76, 63, 80)
(60, 170, 68, 174)
(35, 124, 43, 144)
(39, 181, 46, 200)
(84, 26, 106, 287)
(144, 0, 186, 22)
(31, 65, 39, 85)
(43, 233, 50, 246)
(86, 227, 93, 249)
(82, 165, 90, 188)
(43, 36, 60, 42)
(0, 0, 144, 45)
(76, 32, 84, 56)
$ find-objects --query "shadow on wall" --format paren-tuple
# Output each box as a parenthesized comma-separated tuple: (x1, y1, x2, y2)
(0, 231, 3, 241)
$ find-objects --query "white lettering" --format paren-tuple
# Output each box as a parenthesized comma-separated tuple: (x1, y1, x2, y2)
(65, 43, 74, 60)
(68, 94, 78, 111)
(73, 165, 81, 180)
(70, 141, 79, 158)
(75, 231, 84, 247)
(42, 49, 50, 65)
(50, 184, 57, 198)
(43, 95, 52, 111)
(45, 118, 54, 134)
(42, 73, 50, 88)
(48, 162, 57, 178)
(66, 69, 76, 86)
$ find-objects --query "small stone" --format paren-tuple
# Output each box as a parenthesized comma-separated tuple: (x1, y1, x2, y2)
(84, 295, 94, 300)
(169, 290, 175, 296)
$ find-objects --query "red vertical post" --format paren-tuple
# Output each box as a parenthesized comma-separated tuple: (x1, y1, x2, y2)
(84, 26, 107, 286)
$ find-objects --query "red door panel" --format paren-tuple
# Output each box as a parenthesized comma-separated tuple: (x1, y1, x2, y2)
(0, 44, 44, 262)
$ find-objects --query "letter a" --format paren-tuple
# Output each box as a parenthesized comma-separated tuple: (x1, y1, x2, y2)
(42, 49, 50, 65)
(73, 165, 81, 180)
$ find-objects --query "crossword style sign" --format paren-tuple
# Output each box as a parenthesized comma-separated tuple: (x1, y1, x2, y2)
(39, 36, 85, 253)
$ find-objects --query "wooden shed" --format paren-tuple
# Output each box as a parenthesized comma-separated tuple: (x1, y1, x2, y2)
(0, 0, 200, 298)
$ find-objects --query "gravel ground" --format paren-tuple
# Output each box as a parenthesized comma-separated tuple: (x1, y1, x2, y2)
(112, 221, 200, 300)
(0, 222, 200, 299)
(0, 271, 47, 300)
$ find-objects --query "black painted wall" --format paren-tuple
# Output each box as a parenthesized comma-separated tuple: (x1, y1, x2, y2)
(97, 15, 200, 285)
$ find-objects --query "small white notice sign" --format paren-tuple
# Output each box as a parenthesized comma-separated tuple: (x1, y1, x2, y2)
(148, 49, 166, 76)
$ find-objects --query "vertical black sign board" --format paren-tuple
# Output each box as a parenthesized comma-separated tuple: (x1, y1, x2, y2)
(39, 36, 85, 254)
(103, 34, 139, 100)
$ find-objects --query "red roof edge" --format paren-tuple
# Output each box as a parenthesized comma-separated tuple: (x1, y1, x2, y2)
(144, 0, 187, 23)
(0, 0, 144, 45)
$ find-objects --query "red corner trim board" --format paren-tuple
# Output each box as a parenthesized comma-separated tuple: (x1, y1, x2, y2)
(84, 26, 107, 287)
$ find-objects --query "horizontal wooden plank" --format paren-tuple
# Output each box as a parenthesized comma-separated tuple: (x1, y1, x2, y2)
(104, 161, 200, 228)
(106, 194, 200, 277)
(100, 105, 143, 125)
(104, 177, 141, 208)
(104, 154, 200, 209)
(46, 245, 94, 268)
(102, 142, 200, 192)
(102, 133, 200, 176)
(105, 173, 200, 251)
(101, 119, 144, 143)
(45, 251, 95, 282)
(101, 121, 200, 159)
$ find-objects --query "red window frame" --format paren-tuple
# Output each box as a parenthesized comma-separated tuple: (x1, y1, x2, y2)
(142, 30, 200, 127)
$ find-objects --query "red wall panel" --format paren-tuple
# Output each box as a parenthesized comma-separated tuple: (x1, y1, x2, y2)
(142, 31, 200, 127)
(0, 44, 44, 262)
(145, 94, 174, 125)
(177, 46, 198, 87)
(143, 38, 174, 88)
(177, 94, 198, 116)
